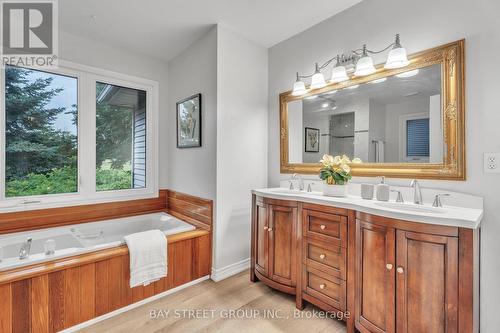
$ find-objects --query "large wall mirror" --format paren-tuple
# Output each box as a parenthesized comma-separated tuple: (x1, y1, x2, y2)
(280, 40, 465, 180)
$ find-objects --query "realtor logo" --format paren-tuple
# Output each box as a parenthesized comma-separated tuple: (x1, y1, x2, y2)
(1, 0, 58, 67)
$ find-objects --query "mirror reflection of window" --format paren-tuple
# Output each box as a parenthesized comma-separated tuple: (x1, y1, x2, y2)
(287, 63, 443, 164)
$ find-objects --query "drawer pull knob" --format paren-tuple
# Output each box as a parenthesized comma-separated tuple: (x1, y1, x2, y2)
(268, 228, 273, 232)
(386, 264, 393, 270)
(263, 226, 268, 230)
(397, 266, 404, 274)
(320, 224, 326, 230)
(319, 284, 326, 290)
(319, 254, 326, 260)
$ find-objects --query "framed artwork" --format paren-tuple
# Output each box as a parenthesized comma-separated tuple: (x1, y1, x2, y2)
(305, 127, 319, 152)
(176, 93, 202, 148)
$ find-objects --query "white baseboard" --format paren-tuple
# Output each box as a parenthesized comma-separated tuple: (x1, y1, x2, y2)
(211, 258, 250, 282)
(60, 275, 210, 333)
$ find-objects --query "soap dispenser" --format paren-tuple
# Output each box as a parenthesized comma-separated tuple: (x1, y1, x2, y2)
(376, 176, 390, 201)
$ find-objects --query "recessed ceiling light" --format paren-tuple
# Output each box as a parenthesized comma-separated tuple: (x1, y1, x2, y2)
(322, 103, 329, 108)
(346, 84, 359, 90)
(305, 95, 318, 100)
(371, 78, 387, 84)
(396, 69, 419, 78)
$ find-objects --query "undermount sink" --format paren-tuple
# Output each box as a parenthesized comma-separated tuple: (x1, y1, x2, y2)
(374, 202, 447, 214)
(268, 188, 322, 196)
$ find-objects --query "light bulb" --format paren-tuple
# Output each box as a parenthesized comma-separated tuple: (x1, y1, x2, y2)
(354, 45, 376, 76)
(291, 72, 307, 96)
(385, 34, 410, 69)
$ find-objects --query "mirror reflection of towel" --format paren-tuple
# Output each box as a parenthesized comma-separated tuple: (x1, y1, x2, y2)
(374, 140, 385, 163)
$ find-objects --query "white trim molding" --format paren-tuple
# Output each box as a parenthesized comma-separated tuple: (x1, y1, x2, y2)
(210, 258, 250, 282)
(59, 275, 210, 333)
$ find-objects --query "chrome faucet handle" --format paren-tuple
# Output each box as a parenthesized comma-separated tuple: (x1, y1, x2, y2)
(307, 183, 313, 192)
(19, 237, 32, 260)
(391, 190, 404, 203)
(289, 180, 294, 190)
(432, 194, 450, 207)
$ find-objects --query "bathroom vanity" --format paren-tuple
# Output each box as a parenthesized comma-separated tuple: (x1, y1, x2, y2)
(250, 187, 481, 333)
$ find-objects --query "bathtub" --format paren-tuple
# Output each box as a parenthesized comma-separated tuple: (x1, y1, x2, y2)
(0, 212, 195, 272)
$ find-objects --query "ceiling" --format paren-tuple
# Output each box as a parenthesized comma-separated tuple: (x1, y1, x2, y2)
(59, 0, 363, 62)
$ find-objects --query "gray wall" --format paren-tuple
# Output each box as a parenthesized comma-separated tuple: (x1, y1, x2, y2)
(268, 0, 500, 330)
(167, 28, 218, 200)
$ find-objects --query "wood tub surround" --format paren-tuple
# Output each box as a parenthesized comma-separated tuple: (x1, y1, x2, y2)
(250, 194, 478, 333)
(0, 189, 213, 333)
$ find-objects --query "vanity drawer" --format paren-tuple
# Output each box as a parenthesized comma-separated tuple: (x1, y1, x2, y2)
(305, 240, 345, 279)
(305, 266, 345, 311)
(303, 209, 347, 247)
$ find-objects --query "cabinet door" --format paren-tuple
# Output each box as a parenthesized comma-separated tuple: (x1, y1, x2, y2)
(355, 220, 395, 333)
(395, 230, 458, 333)
(269, 204, 297, 286)
(254, 200, 269, 277)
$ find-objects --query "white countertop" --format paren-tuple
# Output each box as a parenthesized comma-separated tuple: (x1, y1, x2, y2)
(252, 188, 483, 229)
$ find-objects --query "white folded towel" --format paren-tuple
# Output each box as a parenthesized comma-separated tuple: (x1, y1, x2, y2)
(124, 230, 167, 288)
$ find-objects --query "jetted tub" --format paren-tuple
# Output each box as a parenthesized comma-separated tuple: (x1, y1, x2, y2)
(0, 212, 195, 272)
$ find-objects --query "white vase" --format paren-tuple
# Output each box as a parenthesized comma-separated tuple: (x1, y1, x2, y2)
(322, 182, 348, 197)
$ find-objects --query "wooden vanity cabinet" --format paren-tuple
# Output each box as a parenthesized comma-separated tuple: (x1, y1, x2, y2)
(251, 195, 477, 333)
(355, 212, 470, 333)
(251, 196, 298, 293)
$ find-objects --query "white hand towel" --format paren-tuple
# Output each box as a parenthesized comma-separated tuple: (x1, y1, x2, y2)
(124, 229, 167, 288)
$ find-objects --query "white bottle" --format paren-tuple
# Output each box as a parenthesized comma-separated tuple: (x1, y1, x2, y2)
(376, 176, 390, 201)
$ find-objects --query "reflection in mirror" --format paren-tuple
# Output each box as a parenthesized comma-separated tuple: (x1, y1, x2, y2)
(288, 64, 443, 164)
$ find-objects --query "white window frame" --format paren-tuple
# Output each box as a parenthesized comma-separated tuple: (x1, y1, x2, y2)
(0, 60, 159, 212)
(398, 112, 430, 163)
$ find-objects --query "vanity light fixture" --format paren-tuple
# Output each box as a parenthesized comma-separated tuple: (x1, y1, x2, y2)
(396, 69, 419, 78)
(330, 55, 349, 83)
(310, 63, 327, 89)
(291, 72, 307, 96)
(290, 34, 410, 94)
(384, 34, 410, 69)
(354, 45, 376, 76)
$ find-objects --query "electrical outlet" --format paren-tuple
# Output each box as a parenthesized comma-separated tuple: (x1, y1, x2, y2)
(484, 153, 500, 173)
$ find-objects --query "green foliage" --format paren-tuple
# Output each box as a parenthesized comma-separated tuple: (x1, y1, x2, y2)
(6, 166, 77, 197)
(96, 168, 132, 191)
(319, 168, 352, 185)
(6, 166, 132, 197)
(5, 66, 77, 181)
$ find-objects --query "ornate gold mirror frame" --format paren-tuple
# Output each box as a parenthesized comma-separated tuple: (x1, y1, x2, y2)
(280, 40, 465, 180)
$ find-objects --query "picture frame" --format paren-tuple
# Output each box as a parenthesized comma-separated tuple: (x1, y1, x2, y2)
(176, 93, 202, 148)
(305, 127, 319, 152)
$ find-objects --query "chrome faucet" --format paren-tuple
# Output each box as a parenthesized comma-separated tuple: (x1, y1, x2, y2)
(409, 179, 423, 205)
(433, 193, 450, 207)
(19, 237, 32, 260)
(291, 173, 304, 191)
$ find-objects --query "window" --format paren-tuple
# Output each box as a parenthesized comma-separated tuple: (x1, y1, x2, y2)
(96, 82, 146, 191)
(1, 62, 158, 210)
(406, 118, 430, 157)
(4, 65, 78, 197)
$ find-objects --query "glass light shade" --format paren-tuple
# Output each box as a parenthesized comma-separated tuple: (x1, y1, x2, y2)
(354, 55, 376, 76)
(291, 80, 307, 96)
(310, 71, 326, 89)
(330, 65, 349, 83)
(384, 47, 410, 69)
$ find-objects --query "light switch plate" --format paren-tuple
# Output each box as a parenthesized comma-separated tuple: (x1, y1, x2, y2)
(484, 152, 500, 173)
